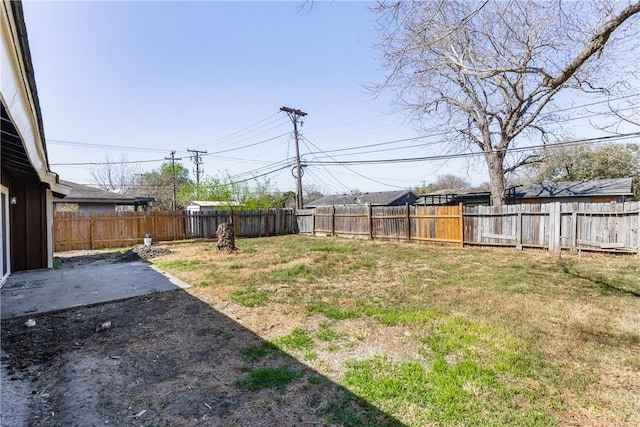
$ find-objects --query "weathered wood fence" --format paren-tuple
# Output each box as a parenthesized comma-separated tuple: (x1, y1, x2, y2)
(55, 203, 639, 255)
(296, 202, 640, 254)
(300, 204, 463, 246)
(464, 202, 639, 253)
(55, 209, 296, 251)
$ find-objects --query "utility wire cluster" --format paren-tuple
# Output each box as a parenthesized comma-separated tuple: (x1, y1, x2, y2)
(49, 95, 640, 191)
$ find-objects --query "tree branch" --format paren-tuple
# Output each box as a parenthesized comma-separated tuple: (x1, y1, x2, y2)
(544, 1, 640, 89)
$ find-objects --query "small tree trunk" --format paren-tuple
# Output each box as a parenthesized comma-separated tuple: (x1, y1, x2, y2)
(216, 222, 237, 252)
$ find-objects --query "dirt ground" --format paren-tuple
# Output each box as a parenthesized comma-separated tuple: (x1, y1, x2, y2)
(1, 251, 395, 427)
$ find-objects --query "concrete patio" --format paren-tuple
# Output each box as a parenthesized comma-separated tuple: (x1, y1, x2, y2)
(1, 261, 190, 320)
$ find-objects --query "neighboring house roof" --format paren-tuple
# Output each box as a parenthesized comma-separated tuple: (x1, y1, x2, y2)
(306, 190, 418, 207)
(511, 178, 633, 199)
(54, 180, 135, 205)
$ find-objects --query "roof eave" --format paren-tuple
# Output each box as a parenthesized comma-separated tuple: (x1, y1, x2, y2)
(1, 1, 63, 191)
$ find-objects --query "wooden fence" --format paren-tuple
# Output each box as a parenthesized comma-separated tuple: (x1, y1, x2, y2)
(55, 209, 296, 251)
(301, 204, 463, 246)
(296, 209, 314, 235)
(54, 211, 186, 251)
(296, 202, 639, 255)
(234, 209, 297, 238)
(464, 202, 639, 254)
(56, 203, 639, 255)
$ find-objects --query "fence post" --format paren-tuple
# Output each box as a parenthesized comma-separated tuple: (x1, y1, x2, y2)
(90, 216, 95, 250)
(368, 204, 373, 239)
(458, 203, 464, 247)
(331, 206, 335, 237)
(571, 211, 578, 254)
(231, 209, 240, 236)
(515, 212, 522, 250)
(405, 203, 411, 241)
(637, 209, 640, 258)
(144, 212, 150, 239)
(549, 202, 561, 253)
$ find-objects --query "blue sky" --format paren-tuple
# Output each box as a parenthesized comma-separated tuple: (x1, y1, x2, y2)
(22, 1, 639, 195)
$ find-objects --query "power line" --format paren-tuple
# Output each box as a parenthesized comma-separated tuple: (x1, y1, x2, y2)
(300, 138, 355, 192)
(195, 112, 283, 149)
(225, 164, 292, 185)
(304, 133, 640, 166)
(46, 138, 174, 153)
(304, 105, 639, 159)
(47, 96, 639, 166)
(51, 158, 166, 166)
(202, 132, 290, 156)
(301, 135, 410, 190)
(49, 133, 291, 167)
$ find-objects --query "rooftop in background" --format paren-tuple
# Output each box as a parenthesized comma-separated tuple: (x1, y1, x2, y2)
(512, 178, 634, 199)
(56, 180, 135, 204)
(54, 180, 155, 212)
(305, 190, 418, 208)
(416, 178, 635, 206)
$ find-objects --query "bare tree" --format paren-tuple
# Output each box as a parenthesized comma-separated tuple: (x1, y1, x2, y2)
(90, 155, 141, 195)
(374, 0, 640, 205)
(417, 174, 471, 193)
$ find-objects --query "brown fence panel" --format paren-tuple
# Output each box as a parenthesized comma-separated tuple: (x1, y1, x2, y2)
(185, 211, 231, 238)
(91, 211, 142, 249)
(464, 205, 551, 249)
(54, 211, 188, 251)
(295, 209, 314, 235)
(231, 209, 295, 237)
(568, 201, 639, 253)
(53, 212, 93, 251)
(147, 211, 186, 243)
(372, 205, 409, 240)
(313, 206, 335, 236)
(308, 204, 462, 245)
(464, 202, 639, 254)
(333, 205, 370, 238)
(55, 209, 296, 251)
(411, 204, 463, 246)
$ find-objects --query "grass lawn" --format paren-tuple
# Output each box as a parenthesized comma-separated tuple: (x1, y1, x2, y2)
(152, 235, 640, 426)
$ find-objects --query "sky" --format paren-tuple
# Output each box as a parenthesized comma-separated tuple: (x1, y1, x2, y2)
(21, 0, 640, 196)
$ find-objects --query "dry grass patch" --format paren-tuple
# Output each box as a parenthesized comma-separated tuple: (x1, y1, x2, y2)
(152, 235, 640, 426)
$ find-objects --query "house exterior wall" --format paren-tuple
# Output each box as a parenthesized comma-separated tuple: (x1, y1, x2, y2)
(389, 193, 419, 206)
(54, 202, 119, 213)
(1, 171, 48, 271)
(1, 1, 70, 276)
(186, 205, 226, 212)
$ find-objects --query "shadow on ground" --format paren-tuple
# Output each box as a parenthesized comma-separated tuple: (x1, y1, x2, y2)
(1, 288, 403, 426)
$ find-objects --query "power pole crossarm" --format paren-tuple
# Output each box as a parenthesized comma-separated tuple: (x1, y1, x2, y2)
(280, 106, 307, 210)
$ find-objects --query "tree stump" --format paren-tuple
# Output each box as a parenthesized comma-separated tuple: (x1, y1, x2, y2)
(216, 222, 237, 252)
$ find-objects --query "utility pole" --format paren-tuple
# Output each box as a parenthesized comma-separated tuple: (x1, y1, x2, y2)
(165, 151, 183, 211)
(187, 149, 207, 199)
(280, 106, 307, 209)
